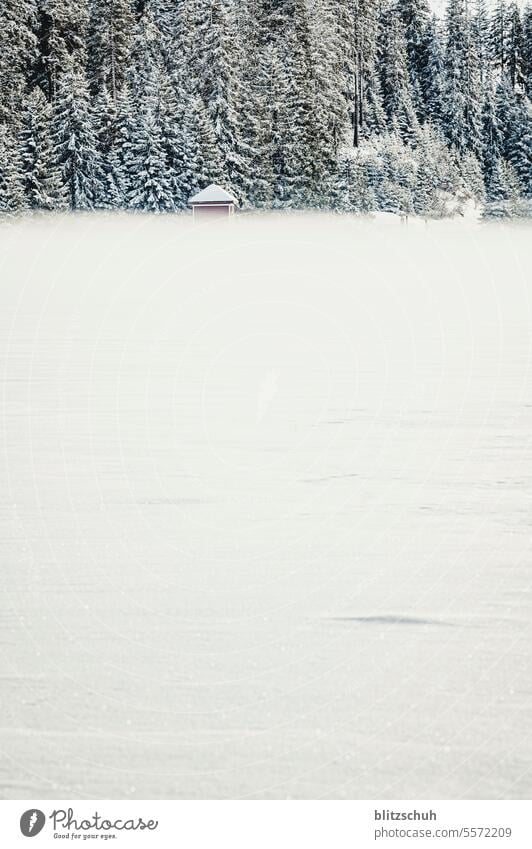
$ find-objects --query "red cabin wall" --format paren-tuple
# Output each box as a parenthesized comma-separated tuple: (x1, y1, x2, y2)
(193, 204, 233, 219)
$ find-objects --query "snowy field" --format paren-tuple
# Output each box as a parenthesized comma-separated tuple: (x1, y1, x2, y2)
(0, 211, 531, 800)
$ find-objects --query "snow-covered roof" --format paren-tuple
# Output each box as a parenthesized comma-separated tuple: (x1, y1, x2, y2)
(189, 184, 238, 205)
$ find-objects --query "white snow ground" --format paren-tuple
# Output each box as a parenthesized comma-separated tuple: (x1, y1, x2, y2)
(0, 211, 531, 800)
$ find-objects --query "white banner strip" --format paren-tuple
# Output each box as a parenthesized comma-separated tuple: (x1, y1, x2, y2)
(1, 800, 531, 848)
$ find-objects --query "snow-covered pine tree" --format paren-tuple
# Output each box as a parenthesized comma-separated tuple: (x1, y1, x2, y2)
(326, 0, 384, 149)
(148, 0, 183, 52)
(125, 109, 174, 212)
(413, 153, 437, 216)
(330, 148, 357, 212)
(491, 0, 509, 78)
(157, 68, 197, 209)
(376, 137, 415, 217)
(471, 0, 491, 86)
(88, 0, 135, 100)
(413, 122, 461, 202)
(110, 82, 139, 204)
(309, 0, 348, 161)
(442, 0, 483, 157)
(194, 96, 226, 189)
(195, 0, 256, 204)
(122, 8, 175, 212)
(281, 0, 339, 206)
(52, 54, 103, 210)
(230, 0, 274, 207)
(166, 0, 223, 194)
(414, 124, 452, 214)
(330, 148, 376, 213)
(167, 89, 205, 205)
(33, 0, 89, 103)
(229, 0, 267, 206)
(465, 9, 485, 160)
(523, 4, 532, 100)
(256, 0, 297, 45)
(506, 2, 526, 91)
(0, 0, 38, 125)
(460, 150, 486, 203)
(359, 1, 387, 142)
(19, 86, 66, 210)
(351, 0, 383, 146)
(483, 155, 520, 217)
(363, 66, 388, 137)
(128, 3, 166, 97)
(443, 0, 469, 153)
(481, 67, 504, 184)
(170, 0, 224, 193)
(0, 124, 25, 216)
(380, 5, 420, 145)
(92, 84, 126, 207)
(329, 0, 357, 145)
(424, 14, 445, 126)
(495, 75, 532, 197)
(268, 6, 314, 206)
(360, 143, 386, 205)
(255, 41, 289, 207)
(397, 0, 431, 120)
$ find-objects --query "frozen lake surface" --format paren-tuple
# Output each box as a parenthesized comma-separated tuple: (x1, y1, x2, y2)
(0, 212, 531, 799)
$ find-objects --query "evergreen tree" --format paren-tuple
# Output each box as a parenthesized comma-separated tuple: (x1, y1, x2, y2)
(397, 0, 431, 119)
(88, 0, 135, 100)
(0, 124, 25, 216)
(124, 5, 185, 209)
(506, 2, 526, 91)
(491, 0, 509, 76)
(331, 149, 376, 213)
(523, 4, 532, 100)
(125, 109, 174, 212)
(364, 66, 388, 136)
(258, 42, 290, 206)
(272, 10, 317, 205)
(481, 68, 504, 183)
(471, 0, 491, 86)
(495, 76, 532, 197)
(52, 54, 102, 210)
(442, 0, 483, 157)
(353, 0, 383, 147)
(461, 150, 486, 202)
(380, 7, 420, 144)
(234, 0, 275, 206)
(0, 0, 38, 125)
(149, 0, 185, 58)
(196, 0, 255, 203)
(424, 15, 446, 126)
(111, 83, 140, 203)
(33, 0, 89, 102)
(310, 0, 349, 164)
(483, 155, 520, 217)
(256, 0, 297, 46)
(19, 86, 65, 209)
(92, 84, 126, 207)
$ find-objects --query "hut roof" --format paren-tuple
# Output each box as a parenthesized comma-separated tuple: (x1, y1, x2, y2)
(189, 184, 238, 206)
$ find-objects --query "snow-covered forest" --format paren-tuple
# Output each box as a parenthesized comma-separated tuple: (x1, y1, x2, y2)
(0, 0, 531, 219)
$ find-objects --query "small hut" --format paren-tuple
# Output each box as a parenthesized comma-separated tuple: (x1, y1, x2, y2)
(189, 184, 238, 220)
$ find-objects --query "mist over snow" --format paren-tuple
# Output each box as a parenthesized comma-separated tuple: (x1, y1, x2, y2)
(1, 212, 531, 800)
